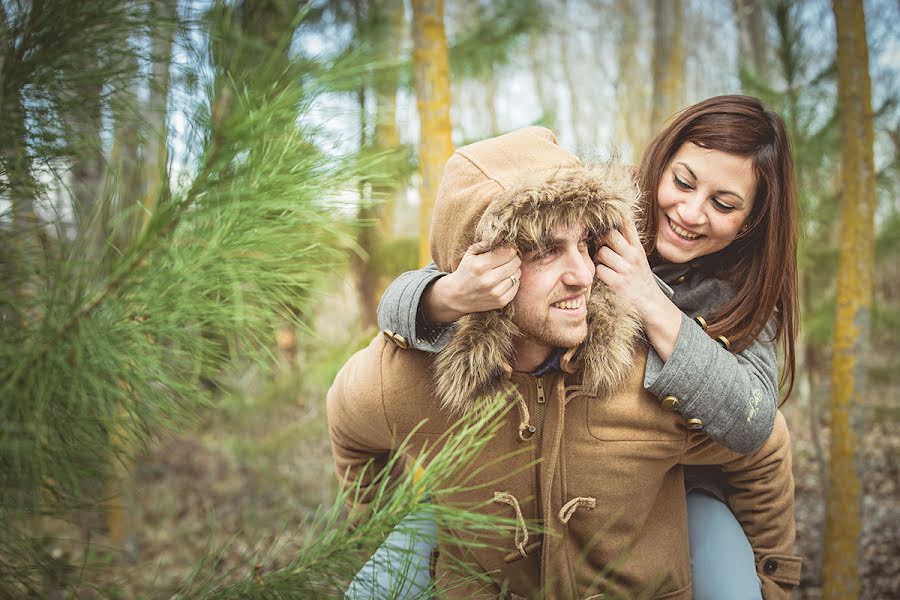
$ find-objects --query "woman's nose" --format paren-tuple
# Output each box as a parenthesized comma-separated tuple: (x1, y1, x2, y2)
(676, 194, 706, 227)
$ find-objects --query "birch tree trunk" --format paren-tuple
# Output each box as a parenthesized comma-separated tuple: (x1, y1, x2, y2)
(412, 0, 453, 267)
(650, 0, 684, 132)
(823, 1, 876, 597)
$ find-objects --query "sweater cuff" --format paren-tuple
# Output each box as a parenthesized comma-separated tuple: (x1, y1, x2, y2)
(403, 272, 454, 353)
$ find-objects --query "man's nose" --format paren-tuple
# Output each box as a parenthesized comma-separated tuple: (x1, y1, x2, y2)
(562, 249, 595, 287)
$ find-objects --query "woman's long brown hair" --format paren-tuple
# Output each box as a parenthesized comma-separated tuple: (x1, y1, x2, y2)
(637, 95, 799, 399)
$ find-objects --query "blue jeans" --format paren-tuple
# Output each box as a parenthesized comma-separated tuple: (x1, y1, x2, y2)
(345, 504, 437, 600)
(347, 492, 762, 599)
(687, 491, 762, 600)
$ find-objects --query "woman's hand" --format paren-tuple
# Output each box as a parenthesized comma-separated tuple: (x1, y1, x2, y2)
(423, 242, 521, 324)
(594, 219, 682, 360)
(594, 219, 662, 313)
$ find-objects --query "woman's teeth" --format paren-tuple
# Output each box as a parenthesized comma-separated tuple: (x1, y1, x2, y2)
(552, 297, 583, 309)
(668, 218, 700, 240)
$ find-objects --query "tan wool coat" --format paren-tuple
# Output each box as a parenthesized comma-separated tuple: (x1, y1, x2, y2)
(327, 127, 801, 599)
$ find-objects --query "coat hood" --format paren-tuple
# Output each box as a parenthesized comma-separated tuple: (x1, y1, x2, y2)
(430, 127, 643, 413)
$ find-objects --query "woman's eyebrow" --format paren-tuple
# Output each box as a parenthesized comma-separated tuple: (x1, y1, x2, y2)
(676, 161, 746, 203)
(676, 161, 697, 180)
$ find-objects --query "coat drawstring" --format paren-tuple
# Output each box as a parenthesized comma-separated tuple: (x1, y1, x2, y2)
(514, 394, 535, 441)
(558, 496, 596, 524)
(494, 491, 529, 557)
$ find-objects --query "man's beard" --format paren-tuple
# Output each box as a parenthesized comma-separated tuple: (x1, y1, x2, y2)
(512, 298, 589, 350)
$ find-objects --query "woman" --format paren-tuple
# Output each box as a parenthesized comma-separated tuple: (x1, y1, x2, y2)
(361, 95, 798, 599)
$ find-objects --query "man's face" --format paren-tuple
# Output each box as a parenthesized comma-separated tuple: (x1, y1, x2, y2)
(510, 224, 595, 353)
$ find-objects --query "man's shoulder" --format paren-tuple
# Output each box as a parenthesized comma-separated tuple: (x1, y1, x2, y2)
(329, 334, 444, 431)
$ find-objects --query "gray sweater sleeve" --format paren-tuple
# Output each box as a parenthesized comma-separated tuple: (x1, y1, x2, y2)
(643, 314, 779, 454)
(376, 262, 454, 353)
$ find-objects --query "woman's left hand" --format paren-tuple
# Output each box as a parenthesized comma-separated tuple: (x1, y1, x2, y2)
(593, 219, 664, 318)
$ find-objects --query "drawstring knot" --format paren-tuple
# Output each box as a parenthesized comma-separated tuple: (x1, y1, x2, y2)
(558, 496, 596, 524)
(514, 395, 535, 441)
(493, 491, 529, 557)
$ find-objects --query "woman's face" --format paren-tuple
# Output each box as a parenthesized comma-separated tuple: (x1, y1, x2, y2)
(654, 142, 757, 264)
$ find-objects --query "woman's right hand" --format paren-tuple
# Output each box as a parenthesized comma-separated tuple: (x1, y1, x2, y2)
(422, 242, 521, 324)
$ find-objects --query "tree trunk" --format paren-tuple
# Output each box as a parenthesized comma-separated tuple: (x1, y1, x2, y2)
(373, 0, 404, 240)
(733, 0, 769, 82)
(141, 0, 177, 235)
(528, 34, 551, 123)
(558, 0, 583, 150)
(823, 2, 876, 597)
(352, 0, 378, 330)
(412, 0, 453, 267)
(650, 0, 685, 132)
(483, 62, 500, 136)
(615, 0, 651, 160)
(66, 79, 104, 237)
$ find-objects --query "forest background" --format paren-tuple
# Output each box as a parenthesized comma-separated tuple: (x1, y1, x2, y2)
(1, 0, 898, 598)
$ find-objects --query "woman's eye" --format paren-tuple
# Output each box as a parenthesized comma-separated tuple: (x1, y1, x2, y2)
(673, 174, 692, 191)
(711, 197, 736, 212)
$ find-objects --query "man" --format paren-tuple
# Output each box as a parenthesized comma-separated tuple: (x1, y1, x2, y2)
(327, 127, 800, 599)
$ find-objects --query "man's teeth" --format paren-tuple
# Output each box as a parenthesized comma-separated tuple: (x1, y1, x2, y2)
(552, 298, 583, 309)
(669, 218, 700, 240)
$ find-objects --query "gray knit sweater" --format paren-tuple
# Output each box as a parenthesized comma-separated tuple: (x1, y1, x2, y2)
(376, 260, 778, 455)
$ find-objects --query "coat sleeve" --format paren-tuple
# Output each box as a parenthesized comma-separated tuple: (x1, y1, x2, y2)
(376, 262, 454, 353)
(644, 289, 779, 454)
(326, 341, 402, 518)
(682, 411, 802, 599)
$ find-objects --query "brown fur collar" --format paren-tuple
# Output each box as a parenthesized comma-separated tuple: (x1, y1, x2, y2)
(434, 163, 644, 414)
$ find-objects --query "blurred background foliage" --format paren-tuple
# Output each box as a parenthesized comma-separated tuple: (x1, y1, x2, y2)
(0, 0, 897, 597)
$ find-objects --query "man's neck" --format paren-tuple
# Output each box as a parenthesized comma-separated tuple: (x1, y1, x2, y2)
(512, 338, 553, 373)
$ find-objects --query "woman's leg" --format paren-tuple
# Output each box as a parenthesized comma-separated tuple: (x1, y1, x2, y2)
(687, 491, 762, 600)
(345, 504, 437, 600)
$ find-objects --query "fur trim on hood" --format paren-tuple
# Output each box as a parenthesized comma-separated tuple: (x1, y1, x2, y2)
(429, 127, 643, 414)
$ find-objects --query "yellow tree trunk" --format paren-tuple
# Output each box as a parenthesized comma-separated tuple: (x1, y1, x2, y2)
(650, 0, 684, 132)
(823, 1, 876, 598)
(412, 0, 453, 267)
(614, 0, 651, 161)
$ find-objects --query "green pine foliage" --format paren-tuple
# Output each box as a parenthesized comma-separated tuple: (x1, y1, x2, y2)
(0, 1, 362, 595)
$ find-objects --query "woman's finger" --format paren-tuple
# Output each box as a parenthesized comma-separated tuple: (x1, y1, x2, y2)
(595, 244, 629, 273)
(594, 262, 620, 286)
(621, 218, 642, 247)
(494, 254, 522, 280)
(604, 229, 630, 255)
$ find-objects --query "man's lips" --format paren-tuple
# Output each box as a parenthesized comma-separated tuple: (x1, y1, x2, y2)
(551, 293, 586, 310)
